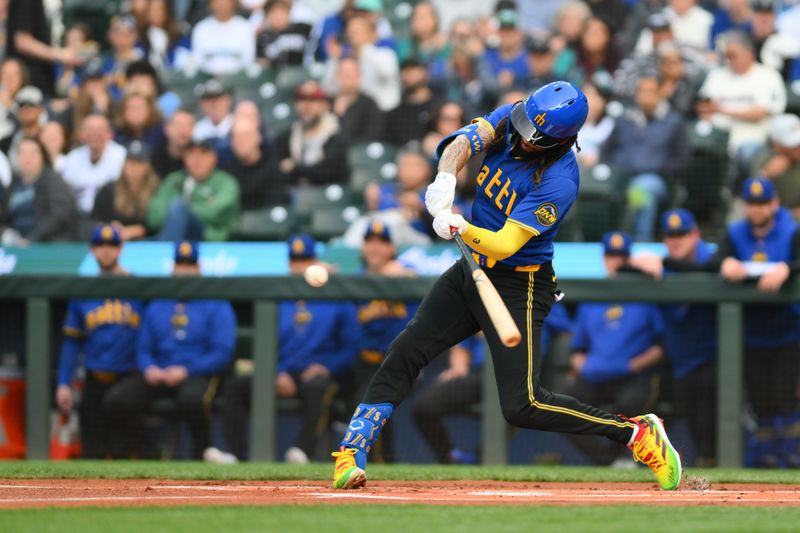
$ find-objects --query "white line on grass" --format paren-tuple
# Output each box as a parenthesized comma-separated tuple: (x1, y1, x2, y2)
(0, 495, 239, 504)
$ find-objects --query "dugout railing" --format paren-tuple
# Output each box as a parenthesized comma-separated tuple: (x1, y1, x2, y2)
(1, 273, 795, 467)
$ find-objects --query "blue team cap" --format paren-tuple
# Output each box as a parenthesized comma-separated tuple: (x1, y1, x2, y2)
(174, 240, 199, 263)
(742, 177, 775, 203)
(364, 219, 392, 242)
(602, 231, 632, 256)
(90, 224, 121, 246)
(661, 208, 697, 236)
(288, 234, 317, 260)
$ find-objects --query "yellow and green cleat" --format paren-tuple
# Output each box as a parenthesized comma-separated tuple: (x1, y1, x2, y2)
(628, 414, 682, 491)
(331, 447, 367, 490)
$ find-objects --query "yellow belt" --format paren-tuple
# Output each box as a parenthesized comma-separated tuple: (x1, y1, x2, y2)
(90, 370, 120, 383)
(360, 350, 385, 365)
(471, 252, 541, 272)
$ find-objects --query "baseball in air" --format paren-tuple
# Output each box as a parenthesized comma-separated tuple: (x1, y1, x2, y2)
(304, 264, 329, 287)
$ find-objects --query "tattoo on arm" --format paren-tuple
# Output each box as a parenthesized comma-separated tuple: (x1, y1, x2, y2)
(438, 135, 471, 175)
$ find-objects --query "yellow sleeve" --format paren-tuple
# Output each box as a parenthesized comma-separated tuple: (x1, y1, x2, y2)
(462, 220, 536, 261)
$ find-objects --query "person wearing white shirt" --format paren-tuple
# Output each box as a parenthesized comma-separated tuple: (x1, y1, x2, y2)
(62, 115, 127, 213)
(636, 0, 714, 55)
(776, 3, 800, 46)
(193, 79, 235, 164)
(190, 0, 256, 75)
(697, 31, 786, 181)
(323, 14, 400, 112)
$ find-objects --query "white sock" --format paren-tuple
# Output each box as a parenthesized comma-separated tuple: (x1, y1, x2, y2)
(627, 424, 639, 446)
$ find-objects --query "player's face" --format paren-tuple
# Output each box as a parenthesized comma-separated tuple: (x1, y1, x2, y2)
(289, 258, 315, 275)
(362, 237, 395, 272)
(664, 230, 699, 260)
(92, 244, 121, 271)
(744, 200, 778, 229)
(603, 254, 628, 275)
(173, 262, 200, 276)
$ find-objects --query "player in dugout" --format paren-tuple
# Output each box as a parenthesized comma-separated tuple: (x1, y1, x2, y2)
(634, 179, 800, 468)
(331, 81, 682, 491)
(104, 240, 236, 459)
(56, 224, 144, 459)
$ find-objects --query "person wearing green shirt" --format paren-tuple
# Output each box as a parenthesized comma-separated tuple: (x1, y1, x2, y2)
(148, 138, 240, 241)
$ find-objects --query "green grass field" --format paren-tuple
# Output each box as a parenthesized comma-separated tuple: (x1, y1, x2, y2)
(0, 462, 798, 533)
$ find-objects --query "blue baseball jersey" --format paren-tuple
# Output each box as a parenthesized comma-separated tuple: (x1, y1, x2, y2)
(137, 300, 236, 375)
(438, 104, 580, 266)
(726, 208, 800, 348)
(277, 300, 360, 375)
(542, 302, 573, 356)
(570, 302, 664, 383)
(357, 299, 417, 358)
(58, 299, 144, 385)
(661, 240, 717, 379)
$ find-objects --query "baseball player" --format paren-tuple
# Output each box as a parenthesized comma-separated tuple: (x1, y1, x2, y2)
(104, 240, 236, 459)
(629, 209, 718, 466)
(332, 81, 682, 490)
(56, 224, 144, 458)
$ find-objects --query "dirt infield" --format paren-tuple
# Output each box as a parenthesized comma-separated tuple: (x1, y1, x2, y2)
(0, 479, 799, 508)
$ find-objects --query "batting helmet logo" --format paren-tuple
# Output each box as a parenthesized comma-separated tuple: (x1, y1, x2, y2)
(534, 203, 558, 227)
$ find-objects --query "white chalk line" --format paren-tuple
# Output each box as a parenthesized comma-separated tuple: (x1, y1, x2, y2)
(0, 495, 239, 504)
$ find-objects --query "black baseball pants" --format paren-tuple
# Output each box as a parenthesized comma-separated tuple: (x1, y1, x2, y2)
(364, 257, 635, 445)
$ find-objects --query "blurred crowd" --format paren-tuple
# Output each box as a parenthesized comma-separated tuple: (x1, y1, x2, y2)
(0, 0, 798, 246)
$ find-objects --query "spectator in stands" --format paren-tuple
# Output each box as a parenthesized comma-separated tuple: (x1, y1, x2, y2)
(55, 224, 142, 459)
(39, 121, 69, 174)
(575, 17, 620, 82)
(660, 178, 800, 467)
(193, 79, 234, 165)
(635, 0, 714, 55)
(576, 78, 614, 171)
(550, 0, 591, 80)
(5, 0, 84, 96)
(776, 1, 800, 46)
(148, 137, 241, 241)
(447, 17, 485, 58)
(125, 60, 181, 120)
(330, 57, 385, 144)
(275, 80, 348, 186)
(191, 0, 255, 75)
(601, 75, 689, 241)
(628, 209, 719, 466)
(62, 113, 127, 215)
(113, 91, 165, 151)
(353, 221, 415, 463)
(101, 16, 145, 99)
(151, 108, 195, 179)
(753, 114, 800, 219)
(224, 120, 285, 211)
(66, 59, 113, 136)
(106, 240, 237, 460)
(92, 141, 159, 241)
(364, 142, 433, 239)
(385, 58, 439, 146)
(566, 232, 664, 465)
(421, 101, 465, 160)
(54, 23, 96, 101)
(710, 0, 753, 49)
(396, 1, 448, 71)
(313, 0, 394, 63)
(526, 35, 564, 89)
(482, 7, 528, 90)
(0, 137, 76, 244)
(325, 13, 400, 113)
(5, 86, 46, 170)
(143, 0, 191, 72)
(697, 31, 786, 184)
(431, 46, 495, 119)
(655, 42, 705, 118)
(750, 0, 800, 82)
(583, 0, 629, 35)
(256, 0, 313, 68)
(0, 58, 28, 151)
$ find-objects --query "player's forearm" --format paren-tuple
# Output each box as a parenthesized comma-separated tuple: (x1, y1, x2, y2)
(463, 220, 534, 261)
(437, 135, 472, 175)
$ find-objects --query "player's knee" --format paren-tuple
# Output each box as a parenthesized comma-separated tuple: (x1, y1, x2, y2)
(500, 400, 547, 429)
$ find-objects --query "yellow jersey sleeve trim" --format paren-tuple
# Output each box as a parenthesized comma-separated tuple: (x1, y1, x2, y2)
(462, 220, 535, 261)
(506, 218, 542, 236)
(63, 326, 84, 338)
(471, 117, 495, 138)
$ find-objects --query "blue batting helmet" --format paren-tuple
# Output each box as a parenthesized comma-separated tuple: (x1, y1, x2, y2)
(510, 81, 589, 146)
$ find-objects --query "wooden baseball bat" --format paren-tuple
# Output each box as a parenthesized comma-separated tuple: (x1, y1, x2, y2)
(451, 230, 522, 347)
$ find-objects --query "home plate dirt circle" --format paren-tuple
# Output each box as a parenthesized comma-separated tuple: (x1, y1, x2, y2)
(0, 479, 798, 508)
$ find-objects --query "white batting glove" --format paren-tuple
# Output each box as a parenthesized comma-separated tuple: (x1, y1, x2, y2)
(425, 172, 457, 217)
(432, 210, 467, 240)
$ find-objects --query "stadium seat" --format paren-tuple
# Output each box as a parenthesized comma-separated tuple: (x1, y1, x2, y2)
(231, 205, 298, 241)
(159, 70, 211, 109)
(219, 66, 277, 102)
(785, 81, 800, 116)
(347, 142, 399, 193)
(293, 185, 355, 220)
(572, 164, 625, 241)
(680, 121, 730, 226)
(309, 206, 361, 241)
(275, 66, 313, 91)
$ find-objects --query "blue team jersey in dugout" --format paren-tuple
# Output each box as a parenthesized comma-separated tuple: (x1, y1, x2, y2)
(726, 208, 800, 348)
(357, 299, 417, 361)
(58, 299, 144, 385)
(438, 104, 581, 267)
